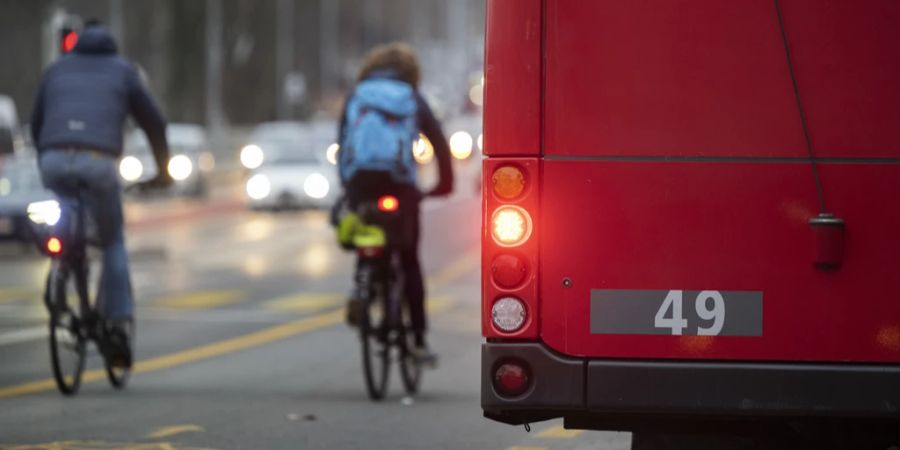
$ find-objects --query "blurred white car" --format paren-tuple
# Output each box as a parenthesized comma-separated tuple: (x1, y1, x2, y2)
(0, 151, 58, 244)
(121, 123, 212, 197)
(242, 122, 340, 210)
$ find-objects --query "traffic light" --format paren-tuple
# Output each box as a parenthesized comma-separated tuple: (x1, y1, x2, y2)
(60, 27, 78, 53)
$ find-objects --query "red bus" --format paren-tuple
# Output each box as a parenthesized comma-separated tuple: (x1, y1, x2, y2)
(481, 0, 900, 446)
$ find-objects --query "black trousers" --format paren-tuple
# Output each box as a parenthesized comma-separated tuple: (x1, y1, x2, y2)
(346, 172, 427, 335)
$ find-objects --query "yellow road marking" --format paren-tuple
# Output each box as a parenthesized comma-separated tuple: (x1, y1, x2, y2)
(153, 291, 244, 309)
(147, 424, 205, 439)
(0, 249, 472, 400)
(0, 289, 38, 304)
(0, 309, 343, 399)
(0, 441, 215, 450)
(264, 293, 341, 311)
(507, 447, 549, 450)
(428, 246, 480, 288)
(537, 425, 585, 439)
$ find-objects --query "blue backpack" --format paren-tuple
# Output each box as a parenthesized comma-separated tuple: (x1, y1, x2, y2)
(339, 78, 418, 186)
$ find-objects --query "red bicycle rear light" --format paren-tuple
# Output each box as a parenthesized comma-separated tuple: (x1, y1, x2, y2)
(493, 361, 530, 397)
(47, 237, 63, 255)
(378, 195, 399, 212)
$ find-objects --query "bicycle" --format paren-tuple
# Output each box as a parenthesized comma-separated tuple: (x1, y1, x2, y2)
(34, 180, 157, 395)
(337, 193, 422, 401)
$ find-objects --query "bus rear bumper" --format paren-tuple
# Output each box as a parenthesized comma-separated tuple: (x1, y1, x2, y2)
(482, 342, 900, 430)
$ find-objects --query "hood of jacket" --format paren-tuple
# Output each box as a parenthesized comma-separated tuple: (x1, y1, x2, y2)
(73, 26, 118, 55)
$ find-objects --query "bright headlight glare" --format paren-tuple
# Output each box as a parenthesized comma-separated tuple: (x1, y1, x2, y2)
(449, 130, 473, 160)
(492, 297, 526, 332)
(326, 143, 339, 165)
(491, 206, 532, 247)
(303, 173, 330, 199)
(246, 174, 271, 200)
(241, 144, 264, 169)
(27, 200, 61, 226)
(119, 156, 143, 182)
(167, 154, 193, 181)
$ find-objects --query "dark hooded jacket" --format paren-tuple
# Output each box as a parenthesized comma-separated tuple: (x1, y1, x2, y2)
(30, 26, 168, 163)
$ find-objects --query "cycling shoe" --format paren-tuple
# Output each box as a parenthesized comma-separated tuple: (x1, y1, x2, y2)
(102, 321, 133, 369)
(411, 346, 438, 369)
(346, 298, 362, 327)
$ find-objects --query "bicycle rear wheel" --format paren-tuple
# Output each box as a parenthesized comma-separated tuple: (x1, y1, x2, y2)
(46, 266, 86, 396)
(361, 293, 390, 401)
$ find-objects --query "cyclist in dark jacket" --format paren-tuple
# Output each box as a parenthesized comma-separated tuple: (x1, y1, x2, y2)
(30, 22, 170, 367)
(338, 42, 454, 364)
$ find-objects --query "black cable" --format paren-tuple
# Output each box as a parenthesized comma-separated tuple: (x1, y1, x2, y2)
(774, 0, 828, 214)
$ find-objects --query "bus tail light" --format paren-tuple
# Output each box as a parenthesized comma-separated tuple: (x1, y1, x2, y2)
(483, 158, 538, 338)
(492, 297, 527, 332)
(491, 206, 532, 247)
(492, 165, 526, 199)
(493, 361, 530, 397)
(491, 254, 527, 289)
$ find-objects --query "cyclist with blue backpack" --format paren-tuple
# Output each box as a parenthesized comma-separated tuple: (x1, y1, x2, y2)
(337, 43, 454, 363)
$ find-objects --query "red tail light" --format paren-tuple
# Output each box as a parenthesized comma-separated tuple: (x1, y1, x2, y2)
(47, 237, 63, 255)
(377, 195, 399, 212)
(483, 158, 539, 338)
(493, 361, 530, 397)
(61, 31, 78, 53)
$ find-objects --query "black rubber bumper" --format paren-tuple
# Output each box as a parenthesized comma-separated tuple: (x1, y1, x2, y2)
(482, 342, 900, 428)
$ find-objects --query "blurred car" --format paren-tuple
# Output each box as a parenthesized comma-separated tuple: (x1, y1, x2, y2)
(0, 152, 59, 244)
(121, 123, 212, 197)
(241, 122, 339, 210)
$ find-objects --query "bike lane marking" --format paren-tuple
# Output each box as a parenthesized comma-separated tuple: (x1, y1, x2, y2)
(536, 426, 585, 439)
(146, 425, 205, 439)
(0, 247, 477, 399)
(152, 290, 245, 310)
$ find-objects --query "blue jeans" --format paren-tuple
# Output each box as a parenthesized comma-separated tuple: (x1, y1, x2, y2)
(39, 150, 133, 321)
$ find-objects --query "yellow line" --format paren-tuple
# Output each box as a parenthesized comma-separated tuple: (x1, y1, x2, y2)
(507, 447, 549, 450)
(0, 249, 472, 400)
(147, 424, 205, 439)
(0, 289, 38, 304)
(428, 246, 480, 288)
(153, 290, 244, 309)
(264, 293, 341, 311)
(0, 309, 343, 400)
(537, 425, 585, 439)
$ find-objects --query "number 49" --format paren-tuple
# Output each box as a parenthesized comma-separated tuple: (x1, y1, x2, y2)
(654, 290, 725, 336)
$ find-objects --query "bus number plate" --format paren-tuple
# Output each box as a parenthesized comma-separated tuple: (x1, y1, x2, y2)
(590, 289, 763, 336)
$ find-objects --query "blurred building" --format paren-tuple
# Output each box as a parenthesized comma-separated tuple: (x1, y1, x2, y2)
(0, 0, 485, 128)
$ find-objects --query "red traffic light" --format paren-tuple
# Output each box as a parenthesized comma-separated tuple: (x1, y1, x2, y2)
(61, 30, 78, 53)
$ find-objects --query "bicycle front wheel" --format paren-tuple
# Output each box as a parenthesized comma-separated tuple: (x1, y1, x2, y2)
(361, 294, 390, 401)
(47, 268, 86, 396)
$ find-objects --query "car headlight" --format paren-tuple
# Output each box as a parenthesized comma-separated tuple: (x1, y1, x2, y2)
(246, 174, 271, 200)
(449, 130, 473, 160)
(241, 144, 264, 169)
(119, 156, 143, 182)
(168, 154, 194, 181)
(303, 173, 330, 199)
(326, 143, 339, 165)
(27, 200, 61, 226)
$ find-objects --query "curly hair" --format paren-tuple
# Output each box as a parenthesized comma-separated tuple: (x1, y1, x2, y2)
(357, 42, 421, 87)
